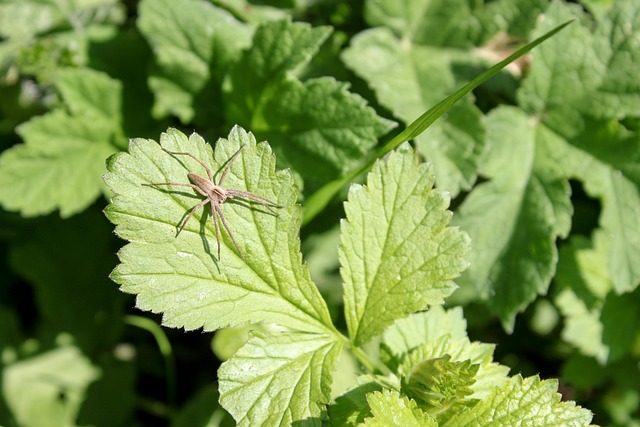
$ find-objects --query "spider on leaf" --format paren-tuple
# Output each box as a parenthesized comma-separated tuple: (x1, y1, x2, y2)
(143, 145, 282, 260)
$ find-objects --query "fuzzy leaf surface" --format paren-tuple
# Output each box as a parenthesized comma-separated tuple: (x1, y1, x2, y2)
(360, 390, 437, 427)
(225, 19, 393, 183)
(443, 375, 592, 426)
(339, 146, 470, 346)
(218, 331, 342, 427)
(381, 307, 509, 400)
(104, 126, 333, 333)
(0, 68, 123, 217)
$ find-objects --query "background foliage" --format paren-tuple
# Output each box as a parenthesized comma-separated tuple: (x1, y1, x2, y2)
(0, 0, 638, 425)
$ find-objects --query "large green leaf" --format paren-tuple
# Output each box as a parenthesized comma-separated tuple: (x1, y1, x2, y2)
(339, 145, 470, 346)
(103, 126, 333, 333)
(453, 106, 573, 329)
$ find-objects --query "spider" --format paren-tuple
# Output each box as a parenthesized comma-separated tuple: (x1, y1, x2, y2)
(143, 145, 281, 260)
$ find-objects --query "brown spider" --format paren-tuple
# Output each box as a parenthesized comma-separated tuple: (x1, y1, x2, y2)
(143, 145, 281, 260)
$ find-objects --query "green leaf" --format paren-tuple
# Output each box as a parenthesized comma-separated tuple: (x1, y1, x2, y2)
(103, 126, 334, 333)
(555, 232, 612, 362)
(587, 0, 640, 118)
(381, 308, 509, 401)
(443, 375, 593, 426)
(403, 355, 478, 410)
(138, 0, 252, 123)
(218, 331, 343, 427)
(0, 68, 123, 217)
(3, 345, 101, 427)
(225, 19, 393, 182)
(302, 18, 573, 225)
(339, 145, 470, 346)
(453, 106, 573, 330)
(381, 304, 468, 363)
(360, 390, 437, 427)
(342, 27, 486, 196)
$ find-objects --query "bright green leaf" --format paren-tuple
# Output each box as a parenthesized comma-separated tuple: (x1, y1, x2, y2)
(225, 19, 393, 182)
(403, 355, 478, 410)
(218, 331, 343, 427)
(0, 68, 123, 217)
(103, 126, 334, 333)
(339, 145, 470, 346)
(453, 106, 573, 330)
(443, 375, 593, 426)
(360, 390, 437, 427)
(138, 0, 252, 123)
(381, 307, 509, 401)
(3, 345, 101, 427)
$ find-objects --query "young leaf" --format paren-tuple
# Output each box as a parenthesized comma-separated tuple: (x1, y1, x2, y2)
(224, 19, 393, 182)
(218, 331, 343, 427)
(339, 145, 470, 346)
(103, 126, 334, 334)
(442, 375, 593, 426)
(382, 308, 509, 400)
(360, 390, 437, 427)
(138, 0, 252, 123)
(0, 68, 124, 217)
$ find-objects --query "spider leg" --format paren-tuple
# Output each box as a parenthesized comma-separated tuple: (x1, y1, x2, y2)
(176, 197, 209, 235)
(215, 204, 244, 260)
(162, 149, 214, 182)
(211, 201, 222, 259)
(218, 145, 245, 186)
(226, 189, 282, 215)
(143, 182, 209, 198)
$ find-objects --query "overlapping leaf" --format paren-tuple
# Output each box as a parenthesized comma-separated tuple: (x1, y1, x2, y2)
(225, 19, 393, 182)
(104, 126, 333, 333)
(339, 145, 470, 346)
(138, 0, 252, 123)
(443, 375, 592, 426)
(0, 68, 124, 217)
(219, 331, 342, 427)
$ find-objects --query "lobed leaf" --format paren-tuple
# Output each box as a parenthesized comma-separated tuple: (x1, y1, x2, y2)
(339, 145, 470, 346)
(218, 331, 343, 427)
(225, 19, 393, 183)
(453, 106, 573, 330)
(138, 0, 252, 123)
(0, 68, 123, 217)
(103, 126, 334, 333)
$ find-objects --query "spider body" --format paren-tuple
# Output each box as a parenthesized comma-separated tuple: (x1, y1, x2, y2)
(143, 146, 281, 260)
